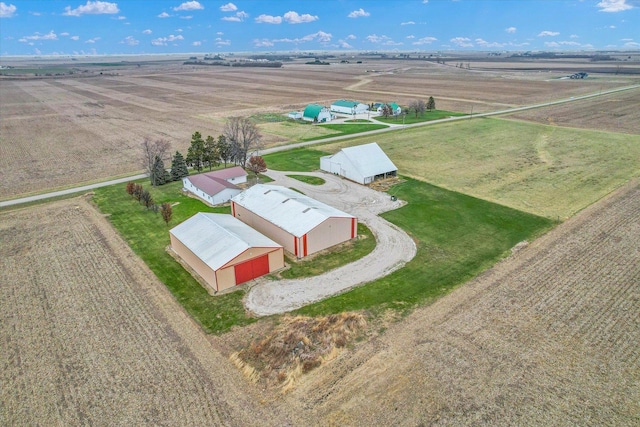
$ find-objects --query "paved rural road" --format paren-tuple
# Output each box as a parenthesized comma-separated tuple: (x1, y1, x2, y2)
(2, 84, 637, 209)
(243, 170, 417, 316)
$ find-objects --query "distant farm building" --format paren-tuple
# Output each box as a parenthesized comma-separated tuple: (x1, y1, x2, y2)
(182, 166, 247, 205)
(320, 142, 397, 185)
(288, 111, 303, 120)
(330, 99, 369, 115)
(170, 213, 284, 293)
(303, 104, 332, 122)
(231, 184, 357, 258)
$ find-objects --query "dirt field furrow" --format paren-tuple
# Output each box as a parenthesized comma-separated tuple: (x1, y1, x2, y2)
(0, 199, 292, 426)
(283, 180, 640, 425)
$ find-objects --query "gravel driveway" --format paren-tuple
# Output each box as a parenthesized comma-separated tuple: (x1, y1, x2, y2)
(244, 170, 417, 316)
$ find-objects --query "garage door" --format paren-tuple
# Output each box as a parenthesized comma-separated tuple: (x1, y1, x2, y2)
(234, 254, 270, 285)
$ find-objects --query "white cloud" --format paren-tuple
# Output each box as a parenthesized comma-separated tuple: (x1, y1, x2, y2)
(220, 3, 237, 12)
(222, 11, 248, 21)
(338, 39, 353, 49)
(157, 12, 170, 18)
(346, 34, 356, 40)
(216, 37, 231, 46)
(476, 38, 505, 48)
(85, 37, 100, 43)
(597, 0, 633, 12)
(401, 21, 415, 26)
(348, 8, 369, 18)
(121, 35, 139, 46)
(180, 15, 192, 19)
(253, 38, 273, 47)
(284, 11, 318, 24)
(570, 34, 579, 38)
(216, 31, 223, 36)
(412, 36, 437, 45)
(538, 30, 559, 37)
(624, 41, 640, 47)
(30, 11, 42, 16)
(173, 1, 203, 11)
(143, 29, 152, 34)
(366, 34, 401, 46)
(151, 34, 184, 45)
(60, 32, 70, 36)
(192, 41, 201, 46)
(63, 1, 119, 17)
(255, 14, 282, 24)
(505, 26, 516, 34)
(115, 15, 125, 20)
(0, 2, 17, 18)
(19, 30, 58, 42)
(407, 35, 415, 39)
(70, 35, 80, 40)
(450, 37, 473, 47)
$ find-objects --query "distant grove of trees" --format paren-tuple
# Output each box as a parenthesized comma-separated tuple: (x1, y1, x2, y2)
(408, 96, 436, 117)
(140, 116, 262, 187)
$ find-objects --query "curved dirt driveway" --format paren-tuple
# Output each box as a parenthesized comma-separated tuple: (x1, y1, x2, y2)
(244, 170, 417, 316)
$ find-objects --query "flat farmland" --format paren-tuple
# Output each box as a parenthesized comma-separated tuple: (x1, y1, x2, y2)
(319, 117, 640, 219)
(285, 179, 640, 425)
(0, 198, 289, 426)
(2, 56, 637, 200)
(507, 87, 640, 134)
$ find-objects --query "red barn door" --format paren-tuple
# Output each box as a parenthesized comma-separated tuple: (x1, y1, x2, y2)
(234, 254, 270, 285)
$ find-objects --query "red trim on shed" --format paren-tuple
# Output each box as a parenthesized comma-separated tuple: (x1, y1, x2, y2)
(294, 236, 298, 257)
(234, 254, 270, 285)
(303, 234, 308, 257)
(351, 218, 356, 238)
(231, 201, 236, 217)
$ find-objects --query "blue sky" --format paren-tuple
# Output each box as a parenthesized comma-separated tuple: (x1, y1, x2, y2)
(1, 0, 638, 56)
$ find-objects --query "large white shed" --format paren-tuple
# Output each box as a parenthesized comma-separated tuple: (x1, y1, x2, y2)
(330, 99, 369, 115)
(170, 213, 284, 293)
(231, 184, 357, 258)
(320, 142, 398, 185)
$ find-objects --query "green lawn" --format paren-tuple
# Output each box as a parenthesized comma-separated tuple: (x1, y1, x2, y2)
(375, 109, 466, 125)
(286, 175, 326, 185)
(263, 148, 328, 171)
(296, 177, 555, 316)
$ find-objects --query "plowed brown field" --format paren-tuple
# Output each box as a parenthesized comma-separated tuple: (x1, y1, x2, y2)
(0, 198, 290, 426)
(2, 57, 637, 200)
(282, 179, 640, 425)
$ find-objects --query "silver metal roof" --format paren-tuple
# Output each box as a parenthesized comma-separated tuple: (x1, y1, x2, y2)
(338, 142, 397, 178)
(170, 213, 281, 270)
(231, 184, 355, 237)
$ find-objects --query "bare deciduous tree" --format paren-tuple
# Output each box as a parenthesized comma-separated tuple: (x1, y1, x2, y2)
(160, 202, 173, 225)
(409, 99, 426, 117)
(223, 117, 262, 168)
(141, 138, 170, 184)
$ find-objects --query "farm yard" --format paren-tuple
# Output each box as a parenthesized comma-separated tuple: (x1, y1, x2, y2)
(1, 53, 640, 425)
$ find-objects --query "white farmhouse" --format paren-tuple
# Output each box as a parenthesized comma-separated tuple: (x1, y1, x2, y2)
(320, 142, 397, 185)
(182, 166, 247, 206)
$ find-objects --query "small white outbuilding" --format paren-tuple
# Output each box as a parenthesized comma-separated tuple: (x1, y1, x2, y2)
(320, 142, 397, 185)
(182, 166, 247, 206)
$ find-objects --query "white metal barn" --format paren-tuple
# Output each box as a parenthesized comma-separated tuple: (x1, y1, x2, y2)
(320, 142, 398, 185)
(170, 213, 284, 293)
(231, 184, 357, 258)
(330, 99, 369, 115)
(182, 166, 247, 205)
(303, 104, 332, 122)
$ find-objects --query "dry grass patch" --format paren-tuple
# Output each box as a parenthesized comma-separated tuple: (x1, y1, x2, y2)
(231, 313, 367, 391)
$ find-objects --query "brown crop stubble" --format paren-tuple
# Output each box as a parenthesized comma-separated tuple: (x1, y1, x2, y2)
(282, 179, 640, 425)
(0, 198, 290, 426)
